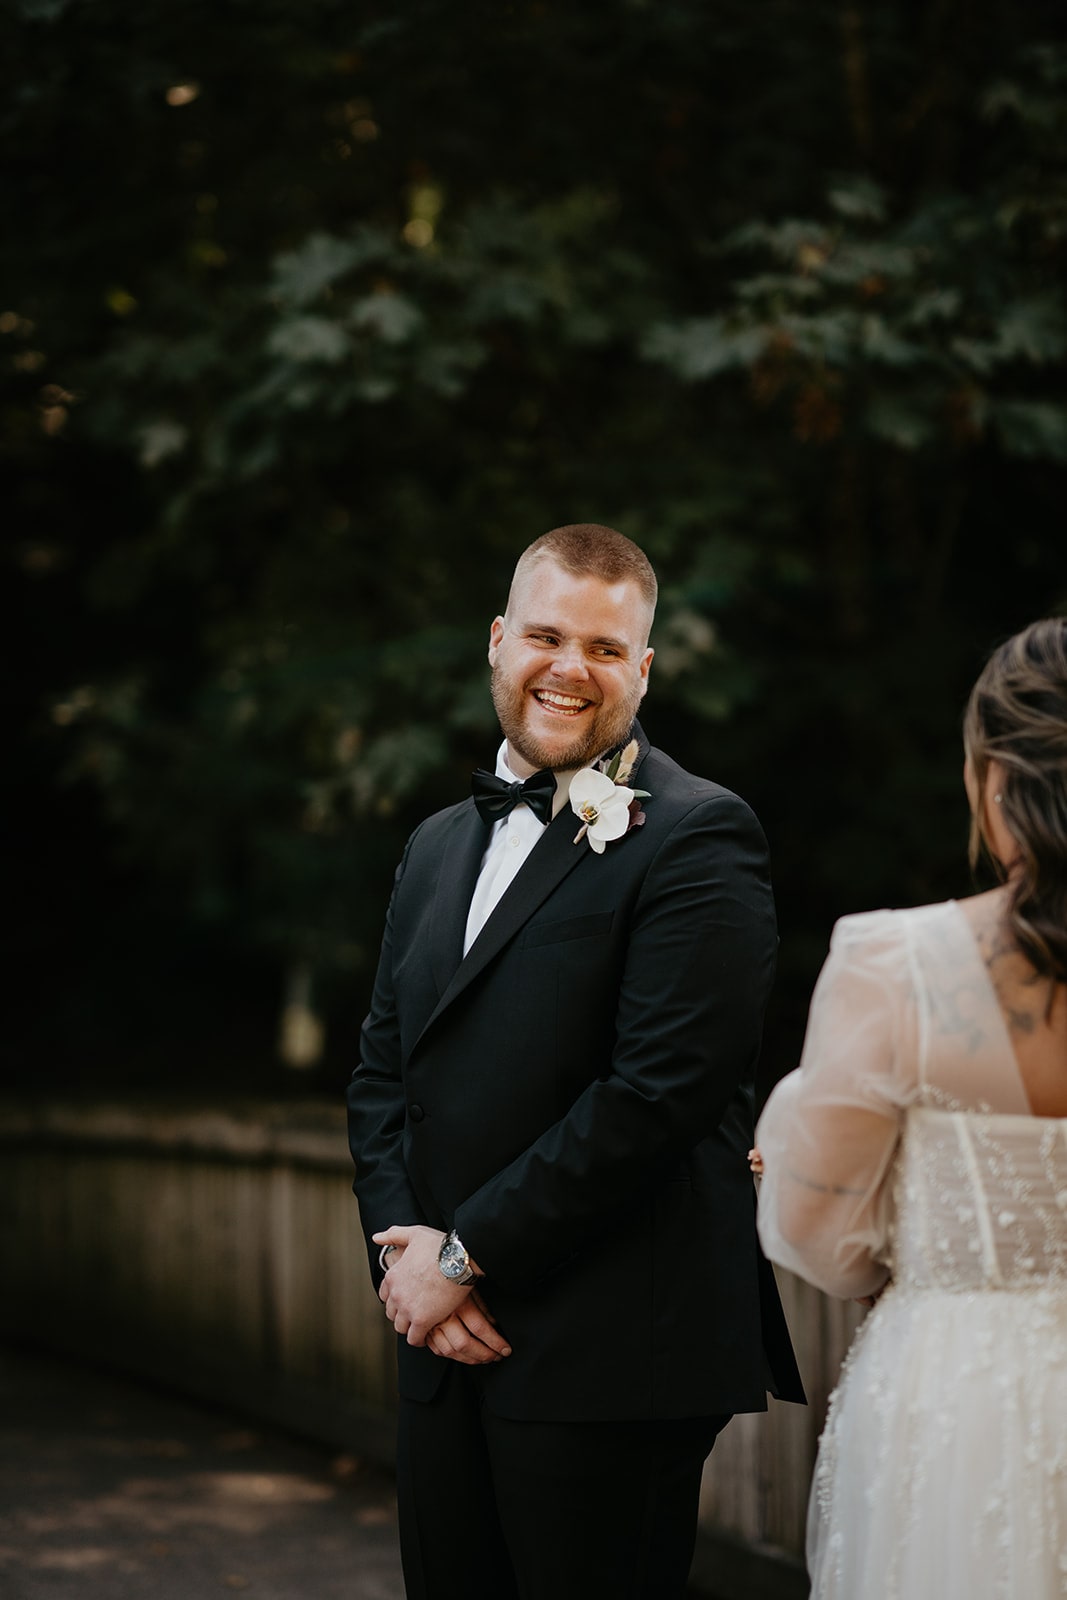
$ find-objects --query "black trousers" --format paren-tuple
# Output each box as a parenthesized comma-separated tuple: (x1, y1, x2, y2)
(396, 1366, 730, 1600)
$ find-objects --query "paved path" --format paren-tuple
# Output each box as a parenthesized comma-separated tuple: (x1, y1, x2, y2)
(0, 1344, 405, 1600)
(0, 1345, 748, 1600)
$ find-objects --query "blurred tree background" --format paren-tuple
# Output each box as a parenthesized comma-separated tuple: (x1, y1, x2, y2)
(5, 0, 1065, 1099)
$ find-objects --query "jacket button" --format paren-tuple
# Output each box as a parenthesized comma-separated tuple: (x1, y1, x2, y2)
(409, 1103, 425, 1123)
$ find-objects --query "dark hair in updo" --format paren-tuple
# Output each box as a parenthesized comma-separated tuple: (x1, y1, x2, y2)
(963, 617, 1067, 986)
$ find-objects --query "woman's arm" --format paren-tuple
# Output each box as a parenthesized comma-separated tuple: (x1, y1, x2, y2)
(756, 916, 912, 1299)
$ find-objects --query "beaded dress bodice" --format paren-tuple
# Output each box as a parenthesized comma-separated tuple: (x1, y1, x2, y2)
(892, 1106, 1067, 1294)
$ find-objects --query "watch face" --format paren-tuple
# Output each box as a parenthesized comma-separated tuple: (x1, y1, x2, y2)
(440, 1239, 467, 1280)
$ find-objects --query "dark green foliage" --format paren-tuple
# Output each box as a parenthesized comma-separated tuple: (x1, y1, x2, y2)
(4, 1, 1065, 1091)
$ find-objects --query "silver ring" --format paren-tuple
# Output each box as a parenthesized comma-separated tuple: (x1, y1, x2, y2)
(378, 1243, 398, 1272)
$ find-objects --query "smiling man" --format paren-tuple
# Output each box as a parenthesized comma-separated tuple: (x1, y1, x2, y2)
(347, 524, 803, 1600)
(488, 540, 654, 775)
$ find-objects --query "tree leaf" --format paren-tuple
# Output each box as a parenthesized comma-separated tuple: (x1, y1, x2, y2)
(267, 316, 351, 364)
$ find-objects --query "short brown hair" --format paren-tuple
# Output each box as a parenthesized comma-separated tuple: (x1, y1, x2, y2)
(515, 524, 658, 613)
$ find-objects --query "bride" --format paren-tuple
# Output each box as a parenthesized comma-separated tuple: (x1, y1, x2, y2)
(755, 618, 1067, 1599)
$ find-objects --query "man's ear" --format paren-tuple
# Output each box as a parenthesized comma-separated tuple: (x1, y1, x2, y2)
(488, 616, 505, 666)
(637, 646, 654, 699)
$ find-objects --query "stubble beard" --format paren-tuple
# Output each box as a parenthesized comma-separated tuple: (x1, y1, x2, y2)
(490, 667, 643, 775)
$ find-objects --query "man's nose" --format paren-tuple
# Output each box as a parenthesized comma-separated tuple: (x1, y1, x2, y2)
(550, 641, 589, 679)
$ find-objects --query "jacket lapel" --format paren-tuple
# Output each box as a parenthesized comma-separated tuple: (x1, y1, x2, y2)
(427, 801, 492, 997)
(417, 722, 652, 1048)
(414, 803, 588, 1051)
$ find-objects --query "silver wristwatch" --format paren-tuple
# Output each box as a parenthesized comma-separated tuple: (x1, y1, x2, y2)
(437, 1229, 477, 1286)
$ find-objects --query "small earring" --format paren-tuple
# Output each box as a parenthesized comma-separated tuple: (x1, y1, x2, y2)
(993, 793, 1003, 804)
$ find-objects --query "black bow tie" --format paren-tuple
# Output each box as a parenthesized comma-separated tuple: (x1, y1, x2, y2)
(471, 767, 557, 825)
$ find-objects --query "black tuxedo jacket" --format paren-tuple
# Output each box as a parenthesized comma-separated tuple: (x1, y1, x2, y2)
(347, 727, 804, 1421)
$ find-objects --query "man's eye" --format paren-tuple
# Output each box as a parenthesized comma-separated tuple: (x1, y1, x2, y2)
(530, 633, 558, 646)
(593, 647, 620, 659)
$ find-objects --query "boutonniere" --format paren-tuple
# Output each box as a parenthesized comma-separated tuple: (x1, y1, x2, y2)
(570, 739, 650, 854)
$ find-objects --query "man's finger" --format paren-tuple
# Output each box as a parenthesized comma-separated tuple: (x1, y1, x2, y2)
(433, 1318, 464, 1355)
(372, 1226, 411, 1248)
(424, 1314, 507, 1365)
(458, 1307, 511, 1357)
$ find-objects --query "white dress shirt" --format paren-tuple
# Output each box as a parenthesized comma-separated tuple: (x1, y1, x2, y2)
(463, 743, 575, 955)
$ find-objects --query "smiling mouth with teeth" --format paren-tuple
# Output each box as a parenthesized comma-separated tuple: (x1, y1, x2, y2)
(532, 690, 594, 716)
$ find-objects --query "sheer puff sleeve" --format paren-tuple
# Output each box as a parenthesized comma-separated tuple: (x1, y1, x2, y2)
(756, 910, 918, 1300)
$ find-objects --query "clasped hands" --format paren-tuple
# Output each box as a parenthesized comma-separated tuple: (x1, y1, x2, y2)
(372, 1224, 512, 1366)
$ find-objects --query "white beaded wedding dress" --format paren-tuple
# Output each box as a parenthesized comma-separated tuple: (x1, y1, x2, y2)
(756, 901, 1067, 1599)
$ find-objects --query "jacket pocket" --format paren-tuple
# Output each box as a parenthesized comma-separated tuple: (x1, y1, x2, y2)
(521, 910, 615, 948)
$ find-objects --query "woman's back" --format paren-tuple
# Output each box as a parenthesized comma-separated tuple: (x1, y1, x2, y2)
(895, 892, 1067, 1298)
(959, 886, 1067, 1118)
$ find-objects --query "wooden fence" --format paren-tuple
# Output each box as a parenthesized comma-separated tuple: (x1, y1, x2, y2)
(0, 1100, 862, 1597)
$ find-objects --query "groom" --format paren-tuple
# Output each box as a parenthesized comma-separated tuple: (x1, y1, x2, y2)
(347, 524, 803, 1600)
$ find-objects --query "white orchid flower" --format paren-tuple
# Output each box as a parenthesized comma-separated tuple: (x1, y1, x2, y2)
(569, 768, 635, 854)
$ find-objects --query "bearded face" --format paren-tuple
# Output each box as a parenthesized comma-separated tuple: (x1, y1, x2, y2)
(487, 559, 653, 777)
